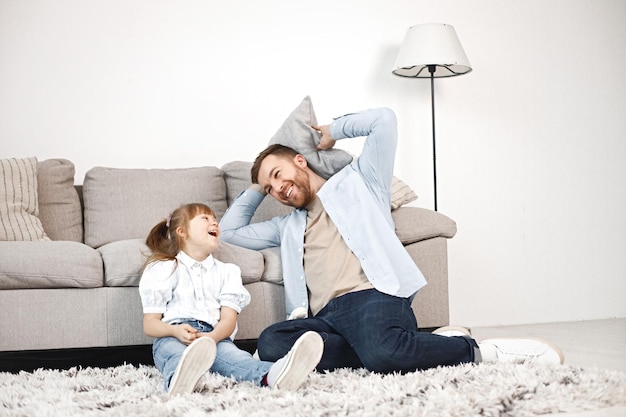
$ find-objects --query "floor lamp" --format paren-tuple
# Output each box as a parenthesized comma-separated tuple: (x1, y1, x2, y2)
(392, 23, 472, 212)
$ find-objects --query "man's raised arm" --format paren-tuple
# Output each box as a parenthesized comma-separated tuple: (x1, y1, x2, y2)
(330, 108, 398, 197)
(219, 184, 282, 251)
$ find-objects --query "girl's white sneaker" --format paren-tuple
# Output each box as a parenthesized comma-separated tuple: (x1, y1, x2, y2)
(168, 337, 216, 395)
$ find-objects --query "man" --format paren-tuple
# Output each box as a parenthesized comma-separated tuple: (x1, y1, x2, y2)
(220, 107, 563, 372)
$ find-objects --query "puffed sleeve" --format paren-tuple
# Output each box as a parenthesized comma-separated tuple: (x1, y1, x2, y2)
(217, 262, 251, 313)
(138, 260, 176, 314)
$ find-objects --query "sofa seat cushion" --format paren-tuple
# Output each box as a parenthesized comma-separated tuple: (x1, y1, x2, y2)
(0, 241, 102, 289)
(99, 239, 265, 287)
(98, 239, 149, 287)
(260, 247, 283, 285)
(392, 207, 458, 245)
(214, 241, 264, 285)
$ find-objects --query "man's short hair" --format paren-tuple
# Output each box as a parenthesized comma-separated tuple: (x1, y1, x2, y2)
(251, 144, 299, 184)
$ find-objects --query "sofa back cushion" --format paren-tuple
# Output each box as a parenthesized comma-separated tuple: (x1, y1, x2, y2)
(83, 166, 227, 248)
(37, 159, 83, 242)
(222, 161, 293, 223)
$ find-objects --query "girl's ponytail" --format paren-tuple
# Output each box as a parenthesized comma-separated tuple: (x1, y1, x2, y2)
(143, 216, 180, 270)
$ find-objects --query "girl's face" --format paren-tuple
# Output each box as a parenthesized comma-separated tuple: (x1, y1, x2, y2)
(178, 212, 220, 260)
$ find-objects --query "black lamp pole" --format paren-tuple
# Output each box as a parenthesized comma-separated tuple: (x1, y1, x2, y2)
(428, 64, 438, 212)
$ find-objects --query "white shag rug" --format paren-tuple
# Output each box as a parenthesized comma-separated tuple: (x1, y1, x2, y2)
(1, 362, 625, 417)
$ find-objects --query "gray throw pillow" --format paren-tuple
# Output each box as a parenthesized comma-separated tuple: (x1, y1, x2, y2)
(268, 96, 352, 179)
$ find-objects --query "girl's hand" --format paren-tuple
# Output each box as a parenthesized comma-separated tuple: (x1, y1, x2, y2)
(175, 324, 198, 345)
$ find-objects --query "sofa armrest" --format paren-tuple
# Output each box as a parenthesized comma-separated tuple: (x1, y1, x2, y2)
(392, 207, 457, 245)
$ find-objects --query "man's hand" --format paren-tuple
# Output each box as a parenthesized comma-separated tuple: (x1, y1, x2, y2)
(250, 183, 267, 196)
(313, 124, 336, 150)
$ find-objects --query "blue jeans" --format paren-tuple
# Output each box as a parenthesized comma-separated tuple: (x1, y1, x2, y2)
(153, 320, 273, 391)
(257, 289, 476, 373)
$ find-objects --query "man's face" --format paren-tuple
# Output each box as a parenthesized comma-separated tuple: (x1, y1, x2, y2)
(258, 154, 314, 208)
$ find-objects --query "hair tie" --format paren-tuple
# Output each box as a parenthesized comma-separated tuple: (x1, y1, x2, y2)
(165, 212, 172, 228)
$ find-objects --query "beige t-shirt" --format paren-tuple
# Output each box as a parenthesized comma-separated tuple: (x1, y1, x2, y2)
(304, 196, 373, 315)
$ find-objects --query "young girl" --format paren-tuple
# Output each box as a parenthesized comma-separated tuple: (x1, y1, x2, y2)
(139, 203, 323, 395)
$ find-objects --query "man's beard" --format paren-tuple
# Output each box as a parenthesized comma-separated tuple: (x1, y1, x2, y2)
(288, 168, 314, 209)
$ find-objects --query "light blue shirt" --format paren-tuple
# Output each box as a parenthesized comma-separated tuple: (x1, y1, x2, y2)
(220, 108, 426, 317)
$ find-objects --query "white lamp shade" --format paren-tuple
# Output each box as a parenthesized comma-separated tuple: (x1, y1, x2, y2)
(392, 23, 472, 78)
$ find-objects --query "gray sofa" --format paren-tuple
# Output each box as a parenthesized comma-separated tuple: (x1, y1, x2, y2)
(0, 158, 457, 354)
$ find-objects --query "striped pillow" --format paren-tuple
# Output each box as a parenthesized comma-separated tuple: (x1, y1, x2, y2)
(0, 157, 50, 241)
(391, 176, 418, 210)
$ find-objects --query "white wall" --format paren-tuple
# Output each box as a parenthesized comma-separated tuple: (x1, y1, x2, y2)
(2, 0, 625, 327)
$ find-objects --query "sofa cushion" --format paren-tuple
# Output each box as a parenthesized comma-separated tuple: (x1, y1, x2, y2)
(268, 96, 353, 179)
(83, 166, 227, 248)
(391, 177, 418, 210)
(98, 239, 149, 287)
(99, 239, 264, 287)
(214, 241, 264, 285)
(37, 159, 83, 242)
(0, 241, 102, 289)
(0, 157, 49, 241)
(259, 247, 283, 285)
(222, 161, 293, 223)
(392, 207, 457, 245)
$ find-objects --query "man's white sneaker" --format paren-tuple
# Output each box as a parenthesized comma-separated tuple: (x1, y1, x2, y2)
(432, 325, 472, 337)
(266, 331, 323, 390)
(169, 337, 216, 395)
(253, 306, 306, 360)
(478, 337, 564, 365)
(253, 307, 307, 359)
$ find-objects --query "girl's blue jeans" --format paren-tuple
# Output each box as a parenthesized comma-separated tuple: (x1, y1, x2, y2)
(152, 319, 273, 391)
(257, 289, 477, 373)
